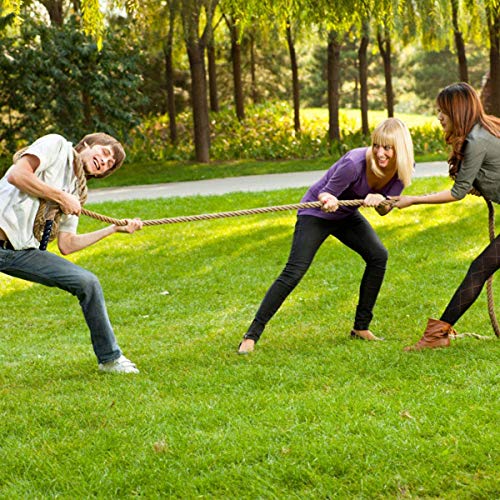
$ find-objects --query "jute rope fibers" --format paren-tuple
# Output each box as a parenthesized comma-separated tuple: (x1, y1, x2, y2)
(81, 198, 389, 226)
(81, 197, 500, 338)
(33, 151, 88, 242)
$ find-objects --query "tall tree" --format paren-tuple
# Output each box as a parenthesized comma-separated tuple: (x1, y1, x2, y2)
(224, 13, 245, 120)
(327, 29, 342, 142)
(39, 0, 64, 25)
(450, 0, 468, 82)
(413, 0, 471, 83)
(162, 0, 180, 142)
(485, 0, 500, 115)
(125, 0, 182, 142)
(285, 18, 301, 132)
(263, 0, 306, 133)
(373, 0, 398, 117)
(358, 18, 370, 135)
(377, 23, 394, 117)
(313, 0, 353, 144)
(180, 0, 218, 162)
(207, 14, 223, 112)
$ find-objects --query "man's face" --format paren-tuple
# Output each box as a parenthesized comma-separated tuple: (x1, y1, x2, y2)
(80, 144, 116, 176)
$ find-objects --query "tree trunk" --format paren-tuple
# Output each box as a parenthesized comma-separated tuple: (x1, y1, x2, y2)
(227, 16, 245, 121)
(181, 0, 213, 162)
(286, 21, 300, 133)
(327, 30, 341, 142)
(186, 42, 210, 162)
(163, 1, 178, 143)
(41, 0, 64, 26)
(207, 39, 219, 112)
(486, 6, 500, 116)
(163, 42, 177, 143)
(377, 28, 394, 117)
(450, 0, 468, 82)
(358, 20, 369, 136)
(249, 32, 259, 104)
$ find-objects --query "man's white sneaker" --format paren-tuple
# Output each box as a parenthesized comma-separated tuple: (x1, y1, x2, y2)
(98, 355, 139, 374)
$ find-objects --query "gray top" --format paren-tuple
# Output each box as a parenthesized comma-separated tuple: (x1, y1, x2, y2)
(451, 123, 500, 203)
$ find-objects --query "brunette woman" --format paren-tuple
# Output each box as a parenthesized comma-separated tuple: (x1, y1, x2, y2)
(394, 82, 500, 350)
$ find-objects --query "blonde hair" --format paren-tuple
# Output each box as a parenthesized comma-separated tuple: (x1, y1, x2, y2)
(370, 118, 414, 187)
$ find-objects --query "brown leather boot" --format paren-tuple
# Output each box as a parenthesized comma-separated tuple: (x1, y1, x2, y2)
(404, 318, 456, 351)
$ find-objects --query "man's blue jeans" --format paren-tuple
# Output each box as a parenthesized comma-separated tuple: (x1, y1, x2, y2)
(0, 247, 122, 363)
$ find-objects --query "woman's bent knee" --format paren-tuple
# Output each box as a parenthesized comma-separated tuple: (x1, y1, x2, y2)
(368, 246, 388, 267)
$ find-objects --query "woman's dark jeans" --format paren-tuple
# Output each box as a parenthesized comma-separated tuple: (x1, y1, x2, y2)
(441, 234, 500, 325)
(244, 214, 388, 342)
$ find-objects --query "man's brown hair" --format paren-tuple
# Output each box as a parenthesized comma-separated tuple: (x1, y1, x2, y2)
(75, 132, 126, 179)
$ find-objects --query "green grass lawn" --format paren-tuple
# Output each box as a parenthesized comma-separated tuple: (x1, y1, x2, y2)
(1, 178, 498, 497)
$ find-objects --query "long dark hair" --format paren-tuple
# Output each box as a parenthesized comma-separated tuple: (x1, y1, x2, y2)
(436, 82, 500, 177)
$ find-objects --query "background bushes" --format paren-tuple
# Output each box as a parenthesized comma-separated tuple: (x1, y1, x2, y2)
(128, 102, 446, 163)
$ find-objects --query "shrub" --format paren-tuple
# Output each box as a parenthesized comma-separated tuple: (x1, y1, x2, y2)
(127, 102, 446, 163)
(0, 17, 145, 157)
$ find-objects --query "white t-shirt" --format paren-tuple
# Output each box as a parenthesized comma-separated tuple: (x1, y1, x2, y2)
(0, 134, 79, 250)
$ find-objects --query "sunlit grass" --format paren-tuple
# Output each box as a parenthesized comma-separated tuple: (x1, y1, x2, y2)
(303, 107, 438, 129)
(1, 178, 498, 497)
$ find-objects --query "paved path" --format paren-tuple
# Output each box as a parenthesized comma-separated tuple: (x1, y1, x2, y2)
(87, 161, 448, 203)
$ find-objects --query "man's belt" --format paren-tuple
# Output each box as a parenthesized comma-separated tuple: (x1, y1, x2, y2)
(0, 239, 14, 250)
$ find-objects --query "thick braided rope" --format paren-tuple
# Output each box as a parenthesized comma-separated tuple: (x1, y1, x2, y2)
(83, 194, 498, 338)
(33, 151, 88, 242)
(485, 199, 500, 337)
(81, 199, 395, 226)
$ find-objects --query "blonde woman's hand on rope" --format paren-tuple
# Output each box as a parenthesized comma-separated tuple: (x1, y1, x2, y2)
(115, 218, 143, 234)
(318, 192, 339, 213)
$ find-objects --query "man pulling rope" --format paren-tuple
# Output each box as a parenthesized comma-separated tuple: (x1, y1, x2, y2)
(0, 132, 142, 374)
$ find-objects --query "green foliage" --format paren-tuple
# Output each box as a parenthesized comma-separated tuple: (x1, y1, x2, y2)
(128, 102, 446, 162)
(0, 16, 145, 154)
(409, 122, 447, 158)
(81, 0, 105, 50)
(0, 179, 498, 497)
(402, 46, 489, 114)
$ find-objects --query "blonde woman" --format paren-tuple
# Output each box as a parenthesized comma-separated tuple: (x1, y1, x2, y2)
(239, 118, 414, 353)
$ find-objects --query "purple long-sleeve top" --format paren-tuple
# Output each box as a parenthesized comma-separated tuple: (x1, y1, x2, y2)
(298, 147, 404, 221)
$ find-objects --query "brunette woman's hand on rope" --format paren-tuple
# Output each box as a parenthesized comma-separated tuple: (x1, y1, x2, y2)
(115, 218, 143, 234)
(318, 192, 339, 213)
(363, 193, 386, 207)
(391, 195, 415, 209)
